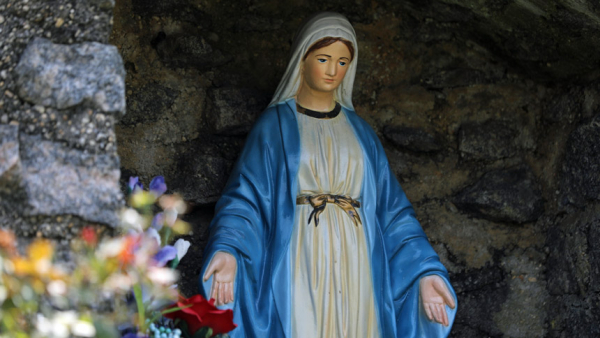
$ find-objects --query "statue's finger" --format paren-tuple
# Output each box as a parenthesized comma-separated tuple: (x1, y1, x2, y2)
(435, 278, 456, 309)
(210, 280, 218, 303)
(223, 282, 231, 304)
(203, 261, 217, 282)
(431, 303, 442, 324)
(424, 302, 434, 321)
(439, 303, 448, 326)
(218, 281, 225, 306)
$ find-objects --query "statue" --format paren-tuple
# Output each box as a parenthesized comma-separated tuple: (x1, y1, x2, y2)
(199, 12, 457, 337)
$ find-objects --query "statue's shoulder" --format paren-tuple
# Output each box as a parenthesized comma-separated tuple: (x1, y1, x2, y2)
(250, 104, 283, 132)
(343, 107, 378, 139)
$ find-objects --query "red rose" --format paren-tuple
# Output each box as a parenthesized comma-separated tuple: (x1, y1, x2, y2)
(164, 294, 236, 336)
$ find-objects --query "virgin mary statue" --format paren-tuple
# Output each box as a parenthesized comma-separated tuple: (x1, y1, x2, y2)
(199, 12, 457, 338)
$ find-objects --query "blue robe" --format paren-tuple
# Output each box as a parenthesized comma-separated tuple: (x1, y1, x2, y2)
(199, 98, 457, 337)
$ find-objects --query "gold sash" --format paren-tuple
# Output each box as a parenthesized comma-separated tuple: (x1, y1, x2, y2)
(296, 194, 362, 227)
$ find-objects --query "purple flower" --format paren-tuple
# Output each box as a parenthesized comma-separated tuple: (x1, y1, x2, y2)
(153, 245, 177, 267)
(122, 334, 139, 338)
(127, 177, 143, 194)
(151, 212, 165, 230)
(149, 176, 167, 197)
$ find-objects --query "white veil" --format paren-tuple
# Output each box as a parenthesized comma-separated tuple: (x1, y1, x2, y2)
(267, 12, 358, 110)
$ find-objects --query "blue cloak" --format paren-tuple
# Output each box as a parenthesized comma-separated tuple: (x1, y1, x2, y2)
(199, 98, 457, 337)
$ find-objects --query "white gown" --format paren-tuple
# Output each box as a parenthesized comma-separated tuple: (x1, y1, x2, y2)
(290, 106, 380, 337)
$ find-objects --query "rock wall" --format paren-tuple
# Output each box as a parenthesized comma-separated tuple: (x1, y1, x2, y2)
(110, 1, 600, 337)
(0, 0, 124, 244)
(2, 0, 599, 336)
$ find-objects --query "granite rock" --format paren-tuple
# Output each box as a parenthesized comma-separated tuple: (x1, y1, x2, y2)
(155, 33, 228, 70)
(546, 205, 600, 337)
(383, 125, 443, 152)
(458, 120, 518, 161)
(543, 87, 584, 123)
(453, 165, 544, 224)
(0, 124, 20, 181)
(560, 114, 600, 206)
(174, 154, 232, 205)
(207, 87, 268, 136)
(0, 133, 122, 227)
(14, 38, 126, 114)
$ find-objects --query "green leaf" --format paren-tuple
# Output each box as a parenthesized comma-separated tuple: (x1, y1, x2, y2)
(133, 284, 145, 329)
(161, 304, 192, 315)
(194, 327, 213, 338)
(170, 257, 180, 269)
(93, 318, 120, 338)
(177, 320, 192, 338)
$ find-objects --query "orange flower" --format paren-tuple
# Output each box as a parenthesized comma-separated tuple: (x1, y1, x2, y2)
(117, 235, 138, 267)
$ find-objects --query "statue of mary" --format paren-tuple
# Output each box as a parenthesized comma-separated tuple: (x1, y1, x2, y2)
(199, 12, 457, 338)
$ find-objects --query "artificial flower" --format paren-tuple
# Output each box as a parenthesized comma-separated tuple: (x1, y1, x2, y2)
(163, 294, 236, 336)
(80, 226, 98, 247)
(173, 239, 191, 262)
(121, 208, 144, 233)
(146, 228, 161, 247)
(149, 175, 167, 197)
(151, 212, 165, 230)
(153, 246, 176, 267)
(127, 176, 143, 194)
(147, 266, 178, 286)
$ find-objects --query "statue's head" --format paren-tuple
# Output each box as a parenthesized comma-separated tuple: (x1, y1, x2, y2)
(269, 12, 358, 109)
(299, 37, 354, 94)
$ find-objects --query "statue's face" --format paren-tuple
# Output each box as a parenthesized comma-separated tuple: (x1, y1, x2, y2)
(301, 41, 352, 94)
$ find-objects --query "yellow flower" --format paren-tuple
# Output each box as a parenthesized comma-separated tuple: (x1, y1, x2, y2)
(9, 239, 64, 282)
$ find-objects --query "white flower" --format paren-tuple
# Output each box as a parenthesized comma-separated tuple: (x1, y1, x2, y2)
(47, 280, 67, 296)
(103, 273, 136, 292)
(146, 228, 161, 246)
(121, 208, 144, 232)
(96, 237, 125, 259)
(164, 208, 178, 227)
(174, 239, 191, 261)
(71, 320, 96, 337)
(35, 314, 52, 335)
(0, 285, 7, 303)
(147, 267, 178, 285)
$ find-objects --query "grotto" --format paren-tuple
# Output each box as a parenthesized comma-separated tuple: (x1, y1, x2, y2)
(1, 0, 600, 336)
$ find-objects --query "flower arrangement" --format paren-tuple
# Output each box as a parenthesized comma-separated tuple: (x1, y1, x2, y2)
(0, 176, 236, 338)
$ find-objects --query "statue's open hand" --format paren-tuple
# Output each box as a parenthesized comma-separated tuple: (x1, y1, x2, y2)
(203, 251, 237, 306)
(419, 275, 456, 326)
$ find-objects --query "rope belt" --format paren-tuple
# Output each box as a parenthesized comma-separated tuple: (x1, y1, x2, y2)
(296, 194, 362, 227)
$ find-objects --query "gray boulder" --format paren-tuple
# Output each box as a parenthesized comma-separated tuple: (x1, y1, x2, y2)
(0, 129, 122, 227)
(14, 37, 125, 114)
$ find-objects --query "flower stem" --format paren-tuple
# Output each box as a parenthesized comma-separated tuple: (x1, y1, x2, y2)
(133, 284, 146, 330)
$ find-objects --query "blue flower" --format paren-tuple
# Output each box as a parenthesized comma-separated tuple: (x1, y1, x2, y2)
(149, 176, 167, 197)
(153, 245, 177, 267)
(151, 212, 165, 230)
(128, 176, 143, 194)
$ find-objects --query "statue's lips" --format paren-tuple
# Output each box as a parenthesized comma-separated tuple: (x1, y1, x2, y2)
(324, 78, 334, 83)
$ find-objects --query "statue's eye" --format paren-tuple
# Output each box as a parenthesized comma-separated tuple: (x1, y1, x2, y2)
(339, 61, 347, 66)
(317, 59, 327, 63)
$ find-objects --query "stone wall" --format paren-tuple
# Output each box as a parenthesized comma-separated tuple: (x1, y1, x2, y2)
(2, 0, 600, 336)
(0, 0, 124, 254)
(109, 1, 600, 337)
